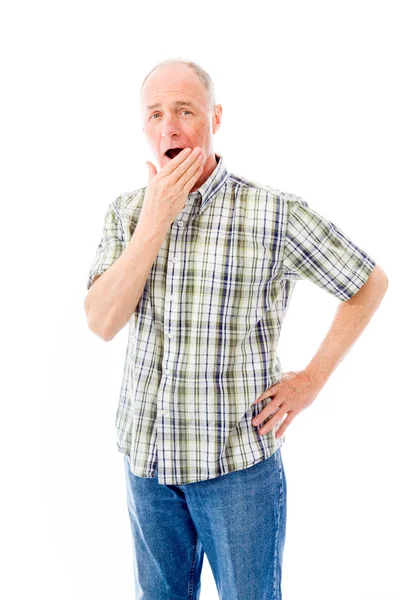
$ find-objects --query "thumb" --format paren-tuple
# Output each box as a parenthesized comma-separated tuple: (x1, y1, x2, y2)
(145, 161, 157, 182)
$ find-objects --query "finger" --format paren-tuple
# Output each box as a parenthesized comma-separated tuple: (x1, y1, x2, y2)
(160, 147, 191, 177)
(252, 401, 281, 425)
(175, 155, 204, 193)
(171, 149, 203, 188)
(276, 413, 293, 438)
(162, 147, 202, 184)
(146, 161, 157, 182)
(253, 381, 281, 404)
(258, 407, 287, 435)
(182, 164, 204, 194)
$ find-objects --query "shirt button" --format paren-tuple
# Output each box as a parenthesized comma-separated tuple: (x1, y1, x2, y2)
(168, 333, 174, 338)
(172, 257, 179, 263)
(165, 369, 170, 375)
(177, 221, 183, 227)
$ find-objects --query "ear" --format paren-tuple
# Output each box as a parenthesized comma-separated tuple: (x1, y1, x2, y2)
(212, 104, 222, 134)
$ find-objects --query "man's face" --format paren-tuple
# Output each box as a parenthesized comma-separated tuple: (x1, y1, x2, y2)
(141, 63, 222, 179)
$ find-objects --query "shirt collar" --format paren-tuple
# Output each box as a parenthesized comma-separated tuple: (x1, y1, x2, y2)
(188, 152, 230, 213)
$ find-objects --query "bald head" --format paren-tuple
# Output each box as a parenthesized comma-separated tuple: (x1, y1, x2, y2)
(140, 59, 216, 117)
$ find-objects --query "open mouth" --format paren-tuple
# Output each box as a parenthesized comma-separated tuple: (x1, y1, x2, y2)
(165, 148, 186, 160)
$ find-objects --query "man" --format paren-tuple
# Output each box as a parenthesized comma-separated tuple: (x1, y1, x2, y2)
(84, 58, 388, 600)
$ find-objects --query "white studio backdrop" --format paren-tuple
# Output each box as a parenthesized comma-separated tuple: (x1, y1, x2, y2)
(1, 1, 398, 599)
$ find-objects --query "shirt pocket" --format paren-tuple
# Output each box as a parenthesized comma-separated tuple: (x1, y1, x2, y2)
(194, 253, 268, 331)
(229, 256, 268, 326)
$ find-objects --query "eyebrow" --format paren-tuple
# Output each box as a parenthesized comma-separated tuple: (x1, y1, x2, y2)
(146, 100, 196, 111)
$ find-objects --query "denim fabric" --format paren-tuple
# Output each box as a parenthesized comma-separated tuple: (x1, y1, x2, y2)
(123, 448, 287, 599)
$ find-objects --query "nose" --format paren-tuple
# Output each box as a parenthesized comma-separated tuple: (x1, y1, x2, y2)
(161, 114, 181, 140)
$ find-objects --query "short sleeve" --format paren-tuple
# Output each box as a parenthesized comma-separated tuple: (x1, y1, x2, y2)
(86, 198, 125, 290)
(282, 198, 376, 301)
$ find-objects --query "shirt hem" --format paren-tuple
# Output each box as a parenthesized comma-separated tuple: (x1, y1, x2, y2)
(118, 437, 286, 485)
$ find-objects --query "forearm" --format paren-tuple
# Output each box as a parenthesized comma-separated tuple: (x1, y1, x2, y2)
(304, 266, 389, 387)
(84, 218, 169, 341)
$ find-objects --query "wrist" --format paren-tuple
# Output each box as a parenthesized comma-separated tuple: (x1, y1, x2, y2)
(137, 213, 169, 240)
(303, 367, 329, 390)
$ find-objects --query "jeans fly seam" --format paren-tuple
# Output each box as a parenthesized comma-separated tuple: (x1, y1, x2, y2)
(187, 530, 199, 599)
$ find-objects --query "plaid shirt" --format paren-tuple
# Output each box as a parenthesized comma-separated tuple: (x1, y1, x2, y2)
(86, 153, 376, 485)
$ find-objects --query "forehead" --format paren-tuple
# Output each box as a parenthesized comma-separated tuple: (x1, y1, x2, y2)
(141, 64, 208, 110)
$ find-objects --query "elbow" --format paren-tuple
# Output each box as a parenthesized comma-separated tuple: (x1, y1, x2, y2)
(89, 316, 114, 342)
(89, 320, 114, 342)
(345, 265, 388, 304)
(383, 275, 389, 294)
(378, 268, 389, 295)
(367, 264, 389, 294)
(84, 301, 113, 342)
(92, 323, 112, 342)
(101, 329, 116, 342)
(86, 314, 110, 342)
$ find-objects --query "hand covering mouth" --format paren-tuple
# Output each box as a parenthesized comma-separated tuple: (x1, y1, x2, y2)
(165, 148, 186, 159)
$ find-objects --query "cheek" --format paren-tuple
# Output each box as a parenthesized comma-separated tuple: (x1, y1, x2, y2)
(199, 122, 212, 139)
(145, 124, 160, 139)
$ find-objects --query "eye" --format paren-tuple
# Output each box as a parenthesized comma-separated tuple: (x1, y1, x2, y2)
(149, 110, 192, 120)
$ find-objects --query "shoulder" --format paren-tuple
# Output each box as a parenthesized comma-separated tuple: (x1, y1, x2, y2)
(227, 170, 306, 208)
(109, 187, 147, 239)
(113, 187, 146, 215)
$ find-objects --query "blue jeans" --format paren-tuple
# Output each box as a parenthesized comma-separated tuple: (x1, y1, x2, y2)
(123, 448, 287, 600)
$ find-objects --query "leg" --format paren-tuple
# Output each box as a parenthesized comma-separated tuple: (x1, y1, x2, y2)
(123, 456, 205, 600)
(181, 449, 287, 600)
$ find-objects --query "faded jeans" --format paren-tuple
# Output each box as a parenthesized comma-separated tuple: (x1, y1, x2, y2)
(123, 448, 287, 599)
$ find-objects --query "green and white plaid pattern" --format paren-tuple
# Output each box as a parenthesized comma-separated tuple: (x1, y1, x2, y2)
(86, 153, 376, 484)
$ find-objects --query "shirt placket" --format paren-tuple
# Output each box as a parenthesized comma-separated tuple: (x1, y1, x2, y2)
(156, 191, 200, 483)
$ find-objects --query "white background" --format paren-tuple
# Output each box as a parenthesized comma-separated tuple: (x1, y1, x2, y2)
(1, 0, 398, 598)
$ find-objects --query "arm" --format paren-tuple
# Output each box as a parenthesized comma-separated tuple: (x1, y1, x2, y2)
(84, 217, 168, 342)
(253, 200, 388, 439)
(84, 148, 204, 342)
(252, 265, 389, 439)
(304, 264, 389, 386)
